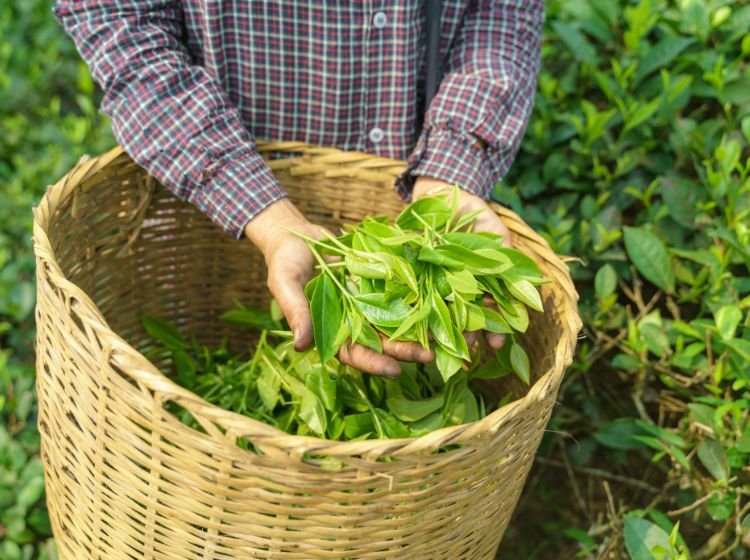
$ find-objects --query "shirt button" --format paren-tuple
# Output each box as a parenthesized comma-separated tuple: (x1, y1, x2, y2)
(373, 11, 388, 29)
(368, 127, 385, 144)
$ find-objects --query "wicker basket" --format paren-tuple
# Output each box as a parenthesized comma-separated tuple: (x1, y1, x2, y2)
(33, 142, 581, 560)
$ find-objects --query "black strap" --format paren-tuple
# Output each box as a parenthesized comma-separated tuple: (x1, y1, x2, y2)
(424, 0, 442, 109)
(416, 0, 441, 139)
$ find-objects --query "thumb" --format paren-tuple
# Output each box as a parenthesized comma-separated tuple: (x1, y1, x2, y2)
(474, 209, 512, 248)
(267, 263, 314, 350)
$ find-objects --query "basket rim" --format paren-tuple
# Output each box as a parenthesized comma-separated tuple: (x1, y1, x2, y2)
(32, 143, 583, 460)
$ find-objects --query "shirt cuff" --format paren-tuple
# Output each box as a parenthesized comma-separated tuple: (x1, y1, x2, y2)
(395, 127, 495, 201)
(188, 151, 288, 239)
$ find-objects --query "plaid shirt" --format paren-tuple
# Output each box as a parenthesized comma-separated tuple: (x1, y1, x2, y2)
(54, 0, 544, 239)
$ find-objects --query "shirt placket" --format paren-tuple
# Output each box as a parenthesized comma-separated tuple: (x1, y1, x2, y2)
(362, 1, 390, 152)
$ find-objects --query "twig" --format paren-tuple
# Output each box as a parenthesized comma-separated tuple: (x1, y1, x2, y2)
(585, 290, 661, 366)
(534, 457, 660, 493)
(558, 440, 591, 522)
(708, 501, 750, 560)
(603, 480, 618, 520)
(667, 491, 715, 516)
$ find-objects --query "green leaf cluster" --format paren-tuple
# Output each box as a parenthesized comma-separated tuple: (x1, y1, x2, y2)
(141, 313, 515, 442)
(498, 0, 750, 556)
(297, 190, 544, 384)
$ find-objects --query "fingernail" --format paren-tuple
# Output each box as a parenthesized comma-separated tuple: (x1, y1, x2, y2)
(488, 333, 505, 349)
(293, 331, 304, 350)
(419, 348, 435, 362)
(381, 363, 401, 377)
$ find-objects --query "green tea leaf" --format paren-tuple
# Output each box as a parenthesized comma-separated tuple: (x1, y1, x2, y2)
(551, 21, 598, 65)
(375, 409, 412, 438)
(305, 368, 338, 413)
(458, 387, 479, 423)
(379, 232, 422, 246)
(418, 246, 464, 268)
(355, 322, 383, 352)
(220, 306, 279, 331)
(706, 492, 735, 521)
(623, 516, 674, 560)
(624, 97, 662, 133)
(503, 276, 544, 312)
(389, 302, 430, 341)
(435, 345, 464, 382)
(497, 248, 544, 280)
(471, 352, 511, 380)
(429, 292, 465, 357)
(445, 269, 482, 296)
(392, 255, 419, 294)
(344, 252, 389, 279)
(310, 274, 344, 363)
(623, 226, 676, 293)
(465, 303, 486, 331)
(742, 115, 750, 144)
(593, 419, 647, 451)
(348, 311, 363, 344)
(635, 36, 694, 83)
(595, 264, 617, 300)
(174, 350, 197, 386)
(343, 413, 375, 439)
(354, 293, 412, 327)
(436, 244, 511, 273)
(299, 389, 327, 436)
(450, 295, 468, 333)
(510, 342, 531, 384)
(141, 315, 186, 350)
(482, 307, 513, 334)
(396, 196, 453, 230)
(409, 411, 445, 435)
(257, 365, 281, 410)
(332, 319, 350, 350)
(386, 395, 444, 422)
(451, 209, 485, 231)
(715, 305, 742, 341)
(697, 439, 729, 481)
(442, 232, 501, 251)
(359, 218, 400, 240)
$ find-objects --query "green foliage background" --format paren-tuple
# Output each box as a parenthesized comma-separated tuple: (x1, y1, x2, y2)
(1, 0, 748, 558)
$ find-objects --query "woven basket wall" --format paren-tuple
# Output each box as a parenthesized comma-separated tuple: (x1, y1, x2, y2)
(33, 142, 582, 560)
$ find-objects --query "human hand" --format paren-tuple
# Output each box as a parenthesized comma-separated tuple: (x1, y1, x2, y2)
(412, 176, 512, 350)
(244, 198, 433, 376)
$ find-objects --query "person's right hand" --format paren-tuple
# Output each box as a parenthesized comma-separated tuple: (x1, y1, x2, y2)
(244, 198, 433, 377)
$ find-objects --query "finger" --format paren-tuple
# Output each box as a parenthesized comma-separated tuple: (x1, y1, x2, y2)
(381, 337, 434, 363)
(464, 331, 479, 350)
(485, 332, 506, 349)
(474, 210, 513, 248)
(267, 266, 313, 351)
(338, 343, 401, 377)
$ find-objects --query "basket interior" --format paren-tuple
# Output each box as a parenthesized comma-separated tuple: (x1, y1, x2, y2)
(48, 157, 561, 406)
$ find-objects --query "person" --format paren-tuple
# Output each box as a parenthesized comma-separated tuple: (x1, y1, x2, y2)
(53, 0, 544, 376)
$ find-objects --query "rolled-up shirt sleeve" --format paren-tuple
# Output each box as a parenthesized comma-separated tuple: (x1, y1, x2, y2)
(397, 0, 544, 200)
(53, 0, 287, 238)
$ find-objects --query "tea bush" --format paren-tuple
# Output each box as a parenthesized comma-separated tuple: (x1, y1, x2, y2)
(0, 2, 113, 559)
(498, 0, 750, 557)
(1, 0, 747, 558)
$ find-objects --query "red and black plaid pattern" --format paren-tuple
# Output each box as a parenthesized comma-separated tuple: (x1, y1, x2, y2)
(54, 0, 544, 238)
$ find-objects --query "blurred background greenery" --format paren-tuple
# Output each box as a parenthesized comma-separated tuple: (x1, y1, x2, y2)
(1, 0, 748, 558)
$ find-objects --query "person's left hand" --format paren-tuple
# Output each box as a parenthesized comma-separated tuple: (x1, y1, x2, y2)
(412, 176, 512, 351)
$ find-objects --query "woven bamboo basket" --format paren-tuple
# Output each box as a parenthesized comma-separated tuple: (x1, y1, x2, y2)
(33, 142, 581, 560)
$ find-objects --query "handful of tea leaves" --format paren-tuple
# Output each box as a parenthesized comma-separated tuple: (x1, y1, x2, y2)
(141, 313, 515, 441)
(296, 190, 546, 383)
